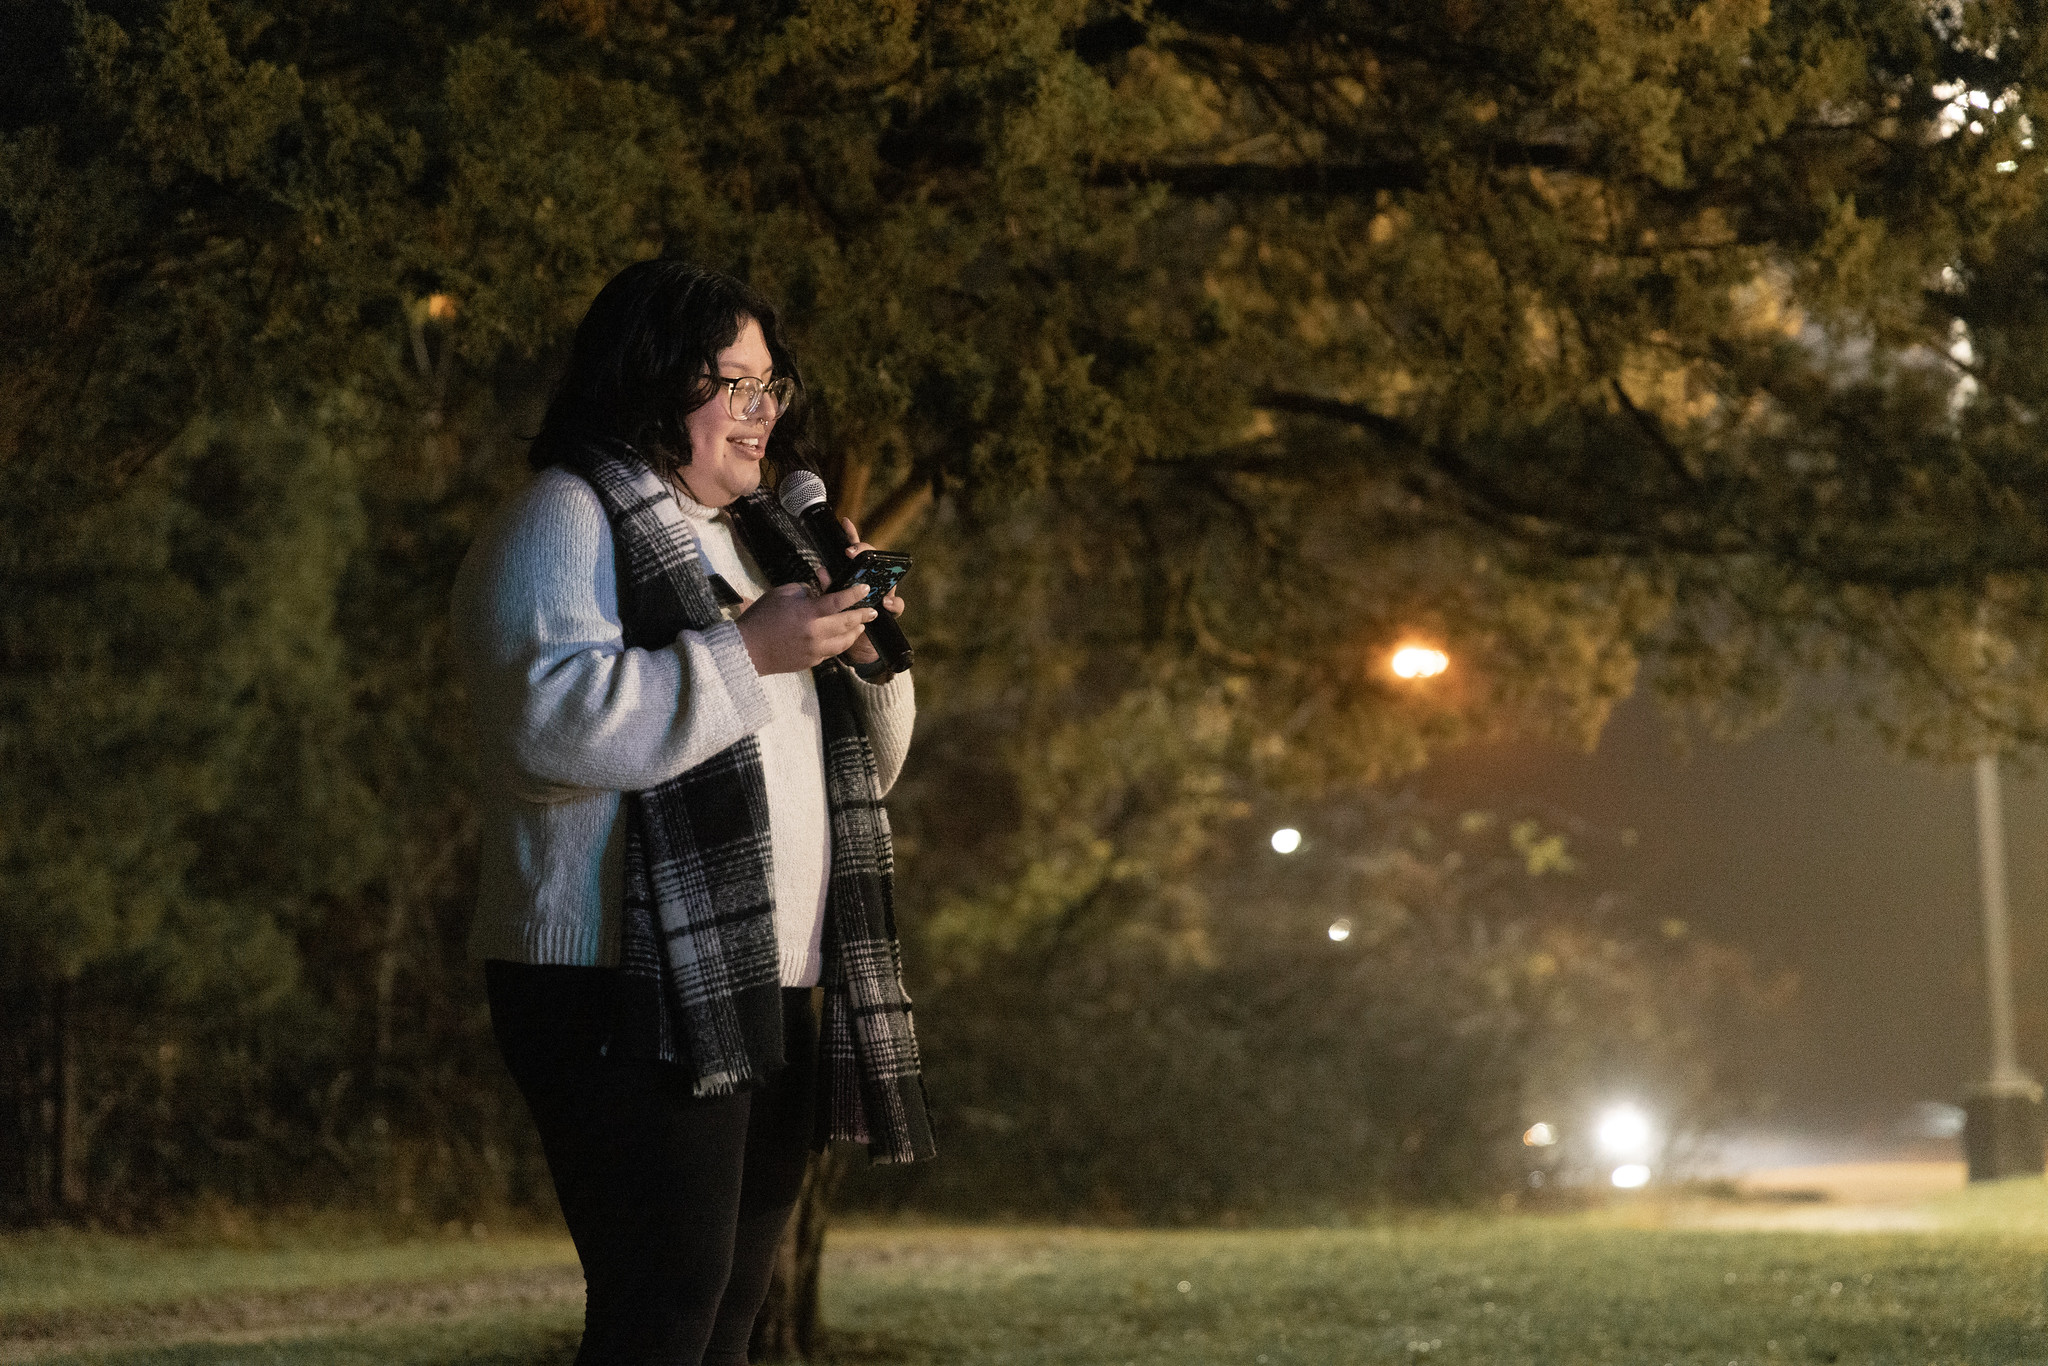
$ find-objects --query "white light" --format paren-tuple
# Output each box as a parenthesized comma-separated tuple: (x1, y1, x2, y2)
(1596, 1104, 1654, 1159)
(1950, 318, 1976, 366)
(1998, 160, 2019, 172)
(1611, 1164, 1651, 1189)
(1522, 1122, 1558, 1147)
(1391, 645, 1449, 679)
(1270, 827, 1302, 854)
(1328, 918, 1352, 942)
(1910, 1101, 1966, 1139)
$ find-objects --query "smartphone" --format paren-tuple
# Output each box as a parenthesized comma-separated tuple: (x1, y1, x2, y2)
(841, 549, 912, 611)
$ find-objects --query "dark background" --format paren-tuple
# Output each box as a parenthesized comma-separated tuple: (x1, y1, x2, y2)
(1422, 697, 2048, 1159)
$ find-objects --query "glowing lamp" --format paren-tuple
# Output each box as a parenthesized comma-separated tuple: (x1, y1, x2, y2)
(1270, 827, 1302, 854)
(1595, 1105, 1653, 1159)
(1391, 645, 1449, 679)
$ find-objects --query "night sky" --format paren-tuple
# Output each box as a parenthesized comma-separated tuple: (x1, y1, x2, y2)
(1418, 696, 2048, 1156)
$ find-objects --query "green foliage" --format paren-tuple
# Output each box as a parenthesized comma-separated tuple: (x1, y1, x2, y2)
(1, 415, 361, 981)
(5, 0, 2048, 1222)
(1088, 0, 2048, 752)
(871, 797, 1787, 1221)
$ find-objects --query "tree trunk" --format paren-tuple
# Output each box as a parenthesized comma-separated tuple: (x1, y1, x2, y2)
(863, 478, 933, 551)
(370, 890, 410, 1211)
(52, 974, 84, 1213)
(748, 1145, 847, 1362)
(836, 456, 872, 525)
(0, 973, 46, 1224)
(373, 890, 408, 1086)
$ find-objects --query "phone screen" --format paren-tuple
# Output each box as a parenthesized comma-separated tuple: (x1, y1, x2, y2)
(845, 551, 912, 610)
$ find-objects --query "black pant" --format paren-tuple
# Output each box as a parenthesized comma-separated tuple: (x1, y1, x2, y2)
(487, 962, 818, 1366)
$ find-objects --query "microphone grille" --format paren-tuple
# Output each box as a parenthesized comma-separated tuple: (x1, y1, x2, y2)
(779, 470, 828, 516)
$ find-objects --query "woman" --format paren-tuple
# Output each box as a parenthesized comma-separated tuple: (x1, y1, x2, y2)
(452, 259, 933, 1366)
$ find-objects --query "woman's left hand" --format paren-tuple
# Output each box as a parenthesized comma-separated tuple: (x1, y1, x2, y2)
(831, 517, 906, 668)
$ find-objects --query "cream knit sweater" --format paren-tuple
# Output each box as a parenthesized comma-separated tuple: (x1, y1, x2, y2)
(451, 465, 915, 985)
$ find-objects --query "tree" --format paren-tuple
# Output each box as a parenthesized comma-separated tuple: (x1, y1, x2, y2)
(868, 795, 1790, 1221)
(8, 0, 2048, 1354)
(1060, 0, 2048, 751)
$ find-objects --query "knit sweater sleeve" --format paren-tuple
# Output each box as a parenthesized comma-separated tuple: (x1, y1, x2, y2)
(848, 670, 915, 797)
(453, 467, 774, 799)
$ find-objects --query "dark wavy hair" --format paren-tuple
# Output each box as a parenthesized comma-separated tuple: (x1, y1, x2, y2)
(529, 259, 809, 477)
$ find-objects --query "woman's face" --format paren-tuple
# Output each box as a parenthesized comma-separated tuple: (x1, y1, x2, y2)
(679, 316, 776, 508)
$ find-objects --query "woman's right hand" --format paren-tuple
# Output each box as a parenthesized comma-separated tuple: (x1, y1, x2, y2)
(735, 582, 876, 675)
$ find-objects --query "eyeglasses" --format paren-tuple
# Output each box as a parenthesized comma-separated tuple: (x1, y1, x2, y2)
(708, 374, 798, 421)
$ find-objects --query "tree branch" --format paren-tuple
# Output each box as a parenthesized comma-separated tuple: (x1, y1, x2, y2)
(864, 472, 935, 549)
(1088, 143, 1580, 198)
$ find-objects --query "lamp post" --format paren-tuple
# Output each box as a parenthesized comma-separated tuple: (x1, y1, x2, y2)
(1962, 753, 2044, 1181)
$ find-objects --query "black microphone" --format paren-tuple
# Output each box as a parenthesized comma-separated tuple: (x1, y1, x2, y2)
(778, 470, 914, 674)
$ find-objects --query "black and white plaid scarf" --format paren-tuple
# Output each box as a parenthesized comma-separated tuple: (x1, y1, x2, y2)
(557, 437, 935, 1165)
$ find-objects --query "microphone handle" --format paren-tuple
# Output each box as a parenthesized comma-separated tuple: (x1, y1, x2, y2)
(797, 504, 914, 674)
(857, 598, 915, 673)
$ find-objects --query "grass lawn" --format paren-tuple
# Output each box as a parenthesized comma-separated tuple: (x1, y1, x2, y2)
(6, 1180, 2048, 1365)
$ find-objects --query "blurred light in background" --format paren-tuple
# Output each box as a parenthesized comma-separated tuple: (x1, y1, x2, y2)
(1522, 1122, 1558, 1147)
(1910, 1101, 1966, 1139)
(1328, 918, 1352, 943)
(1391, 645, 1449, 679)
(1596, 1104, 1653, 1159)
(1270, 827, 1302, 854)
(1610, 1164, 1651, 1189)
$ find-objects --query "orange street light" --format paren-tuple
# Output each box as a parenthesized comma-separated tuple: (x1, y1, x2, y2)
(1390, 644, 1449, 679)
